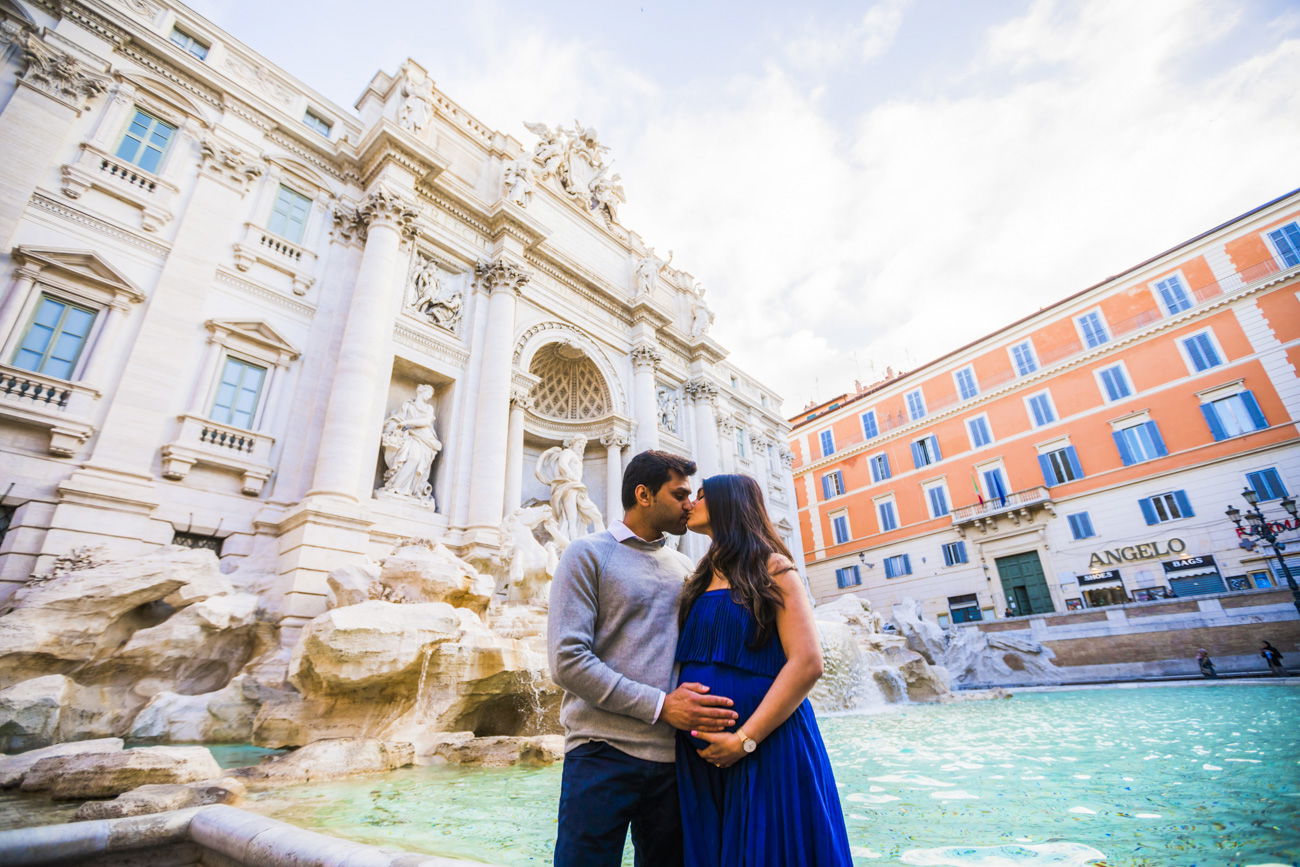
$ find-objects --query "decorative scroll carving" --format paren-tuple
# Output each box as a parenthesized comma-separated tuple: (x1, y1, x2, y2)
(630, 343, 661, 370)
(331, 199, 366, 242)
(358, 189, 418, 239)
(407, 252, 462, 333)
(15, 31, 110, 110)
(475, 259, 532, 296)
(509, 386, 536, 410)
(599, 433, 630, 450)
(199, 138, 263, 193)
(779, 448, 795, 469)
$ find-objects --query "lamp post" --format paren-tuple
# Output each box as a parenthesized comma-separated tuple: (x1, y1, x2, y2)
(1226, 489, 1300, 617)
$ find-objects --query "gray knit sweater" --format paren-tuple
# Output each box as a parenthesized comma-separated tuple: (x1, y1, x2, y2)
(547, 525, 694, 763)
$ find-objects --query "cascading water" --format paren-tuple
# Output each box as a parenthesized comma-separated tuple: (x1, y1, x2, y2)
(812, 621, 917, 712)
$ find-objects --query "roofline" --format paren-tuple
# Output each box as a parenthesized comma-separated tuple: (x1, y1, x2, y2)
(789, 187, 1300, 430)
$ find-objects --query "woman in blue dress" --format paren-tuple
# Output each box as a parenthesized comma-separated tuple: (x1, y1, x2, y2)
(677, 473, 852, 866)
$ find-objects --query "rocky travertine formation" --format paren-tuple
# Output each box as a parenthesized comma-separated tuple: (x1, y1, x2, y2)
(423, 732, 565, 767)
(377, 541, 495, 614)
(74, 776, 245, 820)
(890, 597, 1061, 686)
(128, 675, 265, 744)
(232, 738, 414, 787)
(20, 745, 222, 799)
(0, 737, 124, 788)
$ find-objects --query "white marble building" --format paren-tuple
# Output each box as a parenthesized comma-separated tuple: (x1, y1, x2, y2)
(0, 0, 800, 637)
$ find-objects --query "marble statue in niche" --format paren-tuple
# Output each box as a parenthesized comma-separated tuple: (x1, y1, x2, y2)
(397, 65, 434, 133)
(502, 159, 535, 207)
(535, 435, 604, 546)
(379, 384, 442, 503)
(408, 253, 463, 333)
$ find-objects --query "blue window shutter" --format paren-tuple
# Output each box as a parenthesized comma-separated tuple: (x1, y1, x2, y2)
(1174, 490, 1194, 518)
(1112, 430, 1134, 466)
(911, 441, 923, 469)
(1239, 390, 1267, 430)
(1145, 421, 1167, 456)
(882, 454, 890, 478)
(930, 435, 942, 461)
(1038, 454, 1057, 487)
(956, 542, 966, 562)
(902, 554, 911, 574)
(821, 476, 831, 499)
(1200, 403, 1226, 441)
(1067, 514, 1080, 537)
(1065, 446, 1083, 479)
(1139, 497, 1158, 525)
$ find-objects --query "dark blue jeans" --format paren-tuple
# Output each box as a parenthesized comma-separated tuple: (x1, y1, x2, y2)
(554, 740, 683, 867)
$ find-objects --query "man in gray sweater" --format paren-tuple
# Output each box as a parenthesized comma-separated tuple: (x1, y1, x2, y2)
(549, 450, 738, 867)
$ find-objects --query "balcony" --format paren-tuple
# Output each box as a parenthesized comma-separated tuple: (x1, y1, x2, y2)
(951, 485, 1055, 536)
(232, 223, 317, 295)
(60, 143, 178, 232)
(160, 414, 275, 496)
(0, 364, 98, 457)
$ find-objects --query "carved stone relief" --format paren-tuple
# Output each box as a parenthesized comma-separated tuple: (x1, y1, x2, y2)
(14, 31, 111, 110)
(522, 120, 625, 225)
(656, 386, 680, 435)
(407, 252, 462, 334)
(502, 159, 535, 207)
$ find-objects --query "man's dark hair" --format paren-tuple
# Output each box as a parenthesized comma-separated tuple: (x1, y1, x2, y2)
(621, 450, 697, 509)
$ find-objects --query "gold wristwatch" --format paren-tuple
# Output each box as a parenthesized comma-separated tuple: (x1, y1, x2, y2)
(736, 728, 758, 753)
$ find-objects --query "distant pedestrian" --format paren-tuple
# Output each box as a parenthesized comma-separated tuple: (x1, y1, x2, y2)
(1196, 648, 1217, 678)
(1003, 607, 1013, 618)
(1260, 641, 1287, 676)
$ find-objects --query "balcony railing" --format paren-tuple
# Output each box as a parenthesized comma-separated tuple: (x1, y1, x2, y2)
(60, 143, 178, 231)
(0, 364, 99, 456)
(951, 485, 1052, 524)
(161, 413, 275, 496)
(232, 222, 317, 295)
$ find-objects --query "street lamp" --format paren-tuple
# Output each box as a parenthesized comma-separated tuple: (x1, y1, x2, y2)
(1226, 489, 1300, 617)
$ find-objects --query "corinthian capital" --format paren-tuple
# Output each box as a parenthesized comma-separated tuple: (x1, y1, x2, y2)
(600, 433, 630, 449)
(15, 30, 111, 111)
(629, 343, 661, 370)
(475, 259, 532, 296)
(358, 189, 419, 239)
(509, 386, 535, 409)
(683, 377, 718, 405)
(198, 138, 264, 193)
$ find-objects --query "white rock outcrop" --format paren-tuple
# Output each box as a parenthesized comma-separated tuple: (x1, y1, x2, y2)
(0, 736, 124, 788)
(377, 542, 494, 614)
(128, 675, 262, 743)
(20, 745, 223, 799)
(74, 776, 245, 820)
(232, 738, 414, 787)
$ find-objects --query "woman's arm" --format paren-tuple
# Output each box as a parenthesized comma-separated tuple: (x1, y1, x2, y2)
(694, 554, 824, 767)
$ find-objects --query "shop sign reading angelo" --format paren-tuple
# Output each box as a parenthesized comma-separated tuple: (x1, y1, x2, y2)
(1087, 538, 1186, 569)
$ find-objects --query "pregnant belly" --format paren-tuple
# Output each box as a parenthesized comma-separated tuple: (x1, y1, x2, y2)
(678, 661, 774, 750)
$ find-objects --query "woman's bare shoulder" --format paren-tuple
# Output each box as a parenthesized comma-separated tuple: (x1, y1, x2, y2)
(767, 552, 797, 577)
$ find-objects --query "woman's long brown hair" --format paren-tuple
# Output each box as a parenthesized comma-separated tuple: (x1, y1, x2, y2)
(679, 473, 794, 648)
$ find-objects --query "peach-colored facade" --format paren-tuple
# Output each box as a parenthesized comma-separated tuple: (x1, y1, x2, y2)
(789, 191, 1300, 625)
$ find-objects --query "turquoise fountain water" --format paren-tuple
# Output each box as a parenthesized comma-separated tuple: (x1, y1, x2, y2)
(241, 684, 1299, 866)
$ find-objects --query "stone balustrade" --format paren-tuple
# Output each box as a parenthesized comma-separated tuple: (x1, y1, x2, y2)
(59, 142, 178, 231)
(231, 222, 318, 295)
(0, 363, 98, 457)
(160, 413, 275, 496)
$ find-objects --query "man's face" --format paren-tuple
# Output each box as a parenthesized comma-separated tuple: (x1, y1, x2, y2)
(644, 471, 694, 536)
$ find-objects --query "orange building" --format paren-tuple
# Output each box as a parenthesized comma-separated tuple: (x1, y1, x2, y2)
(789, 190, 1300, 625)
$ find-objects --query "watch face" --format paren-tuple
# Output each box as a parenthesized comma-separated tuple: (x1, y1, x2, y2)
(743, 739, 757, 753)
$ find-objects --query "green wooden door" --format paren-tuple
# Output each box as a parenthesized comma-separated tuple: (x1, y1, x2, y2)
(995, 551, 1055, 615)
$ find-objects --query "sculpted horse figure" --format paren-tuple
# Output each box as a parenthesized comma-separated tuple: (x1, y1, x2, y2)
(498, 504, 561, 607)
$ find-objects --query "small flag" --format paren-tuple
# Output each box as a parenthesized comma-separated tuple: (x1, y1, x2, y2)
(971, 470, 984, 506)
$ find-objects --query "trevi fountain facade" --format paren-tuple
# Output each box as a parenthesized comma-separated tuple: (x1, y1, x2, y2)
(0, 1, 1068, 862)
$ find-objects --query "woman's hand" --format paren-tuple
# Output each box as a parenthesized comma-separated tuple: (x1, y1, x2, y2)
(692, 730, 748, 768)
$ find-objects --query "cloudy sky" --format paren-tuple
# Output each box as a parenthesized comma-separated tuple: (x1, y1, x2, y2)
(189, 0, 1300, 413)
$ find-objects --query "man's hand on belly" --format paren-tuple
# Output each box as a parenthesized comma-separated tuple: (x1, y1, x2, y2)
(661, 682, 738, 732)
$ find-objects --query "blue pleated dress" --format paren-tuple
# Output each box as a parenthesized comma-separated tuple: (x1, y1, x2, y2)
(675, 589, 853, 867)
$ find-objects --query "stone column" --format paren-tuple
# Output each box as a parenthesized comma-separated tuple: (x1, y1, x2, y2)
(630, 343, 661, 453)
(309, 190, 417, 500)
(717, 416, 737, 471)
(0, 31, 110, 250)
(601, 433, 629, 522)
(503, 386, 534, 516)
(465, 260, 531, 538)
(686, 378, 719, 478)
(0, 265, 38, 354)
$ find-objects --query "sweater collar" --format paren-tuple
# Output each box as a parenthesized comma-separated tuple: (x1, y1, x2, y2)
(608, 519, 668, 549)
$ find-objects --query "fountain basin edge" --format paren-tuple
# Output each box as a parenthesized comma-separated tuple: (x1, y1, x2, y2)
(0, 803, 494, 866)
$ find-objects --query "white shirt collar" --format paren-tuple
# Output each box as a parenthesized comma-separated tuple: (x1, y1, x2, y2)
(608, 519, 664, 545)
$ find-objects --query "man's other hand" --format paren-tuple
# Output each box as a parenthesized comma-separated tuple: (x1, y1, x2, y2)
(660, 682, 738, 732)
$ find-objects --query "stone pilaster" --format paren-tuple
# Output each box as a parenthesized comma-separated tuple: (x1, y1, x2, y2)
(503, 386, 534, 515)
(601, 433, 630, 522)
(464, 259, 531, 543)
(0, 29, 110, 249)
(309, 188, 418, 500)
(630, 342, 661, 453)
(685, 377, 720, 478)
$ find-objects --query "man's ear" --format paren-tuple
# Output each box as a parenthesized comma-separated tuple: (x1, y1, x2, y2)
(635, 483, 653, 506)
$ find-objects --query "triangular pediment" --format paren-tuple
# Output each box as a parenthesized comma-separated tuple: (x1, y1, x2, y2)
(206, 319, 300, 359)
(14, 246, 144, 302)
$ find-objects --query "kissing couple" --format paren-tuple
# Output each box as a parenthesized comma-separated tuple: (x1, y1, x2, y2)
(548, 449, 852, 866)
